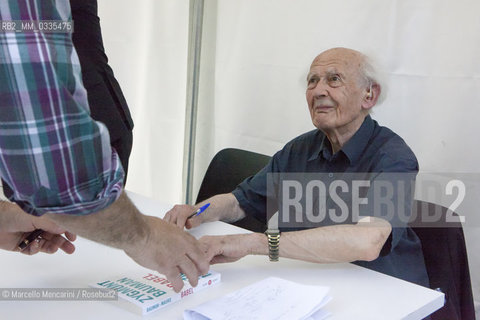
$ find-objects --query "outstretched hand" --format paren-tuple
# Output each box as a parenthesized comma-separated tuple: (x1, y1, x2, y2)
(199, 234, 263, 264)
(0, 201, 76, 255)
(163, 204, 203, 230)
(125, 215, 210, 292)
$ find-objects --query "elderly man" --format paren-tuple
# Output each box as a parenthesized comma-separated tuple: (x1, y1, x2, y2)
(165, 47, 429, 287)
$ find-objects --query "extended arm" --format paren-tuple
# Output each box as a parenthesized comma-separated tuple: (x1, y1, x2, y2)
(0, 2, 208, 292)
(201, 216, 391, 264)
(164, 193, 246, 228)
(164, 192, 391, 264)
(46, 191, 209, 291)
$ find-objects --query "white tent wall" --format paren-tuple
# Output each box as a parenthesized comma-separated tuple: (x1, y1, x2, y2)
(99, 0, 479, 315)
(99, 0, 189, 204)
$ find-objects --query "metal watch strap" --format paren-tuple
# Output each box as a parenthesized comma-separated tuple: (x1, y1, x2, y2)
(265, 229, 280, 262)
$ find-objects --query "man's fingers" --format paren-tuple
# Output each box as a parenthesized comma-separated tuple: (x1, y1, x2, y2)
(20, 238, 42, 255)
(185, 245, 209, 276)
(185, 220, 194, 229)
(164, 210, 187, 228)
(164, 205, 196, 229)
(199, 236, 222, 263)
(199, 242, 218, 265)
(163, 211, 172, 223)
(185, 216, 202, 229)
(45, 234, 75, 254)
(164, 268, 185, 293)
(59, 239, 76, 254)
(65, 232, 77, 242)
(178, 257, 201, 288)
(176, 216, 188, 228)
(34, 232, 75, 254)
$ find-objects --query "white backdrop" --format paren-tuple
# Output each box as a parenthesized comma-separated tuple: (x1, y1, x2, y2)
(99, 0, 190, 203)
(99, 0, 479, 314)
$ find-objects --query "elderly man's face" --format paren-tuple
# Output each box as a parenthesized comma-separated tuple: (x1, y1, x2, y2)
(306, 48, 371, 134)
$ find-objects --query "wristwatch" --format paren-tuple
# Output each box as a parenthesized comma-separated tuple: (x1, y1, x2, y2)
(265, 228, 280, 262)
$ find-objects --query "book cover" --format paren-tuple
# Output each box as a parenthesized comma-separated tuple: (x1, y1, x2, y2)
(90, 270, 221, 315)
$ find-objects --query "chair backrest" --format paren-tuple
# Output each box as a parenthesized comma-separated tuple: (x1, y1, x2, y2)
(196, 148, 271, 232)
(410, 200, 475, 320)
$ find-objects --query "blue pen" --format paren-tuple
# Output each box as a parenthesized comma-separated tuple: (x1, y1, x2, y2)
(188, 203, 210, 219)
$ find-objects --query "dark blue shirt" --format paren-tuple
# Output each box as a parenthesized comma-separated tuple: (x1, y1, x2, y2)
(232, 115, 429, 287)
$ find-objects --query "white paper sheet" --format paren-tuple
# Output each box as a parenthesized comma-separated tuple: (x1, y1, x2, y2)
(184, 277, 331, 320)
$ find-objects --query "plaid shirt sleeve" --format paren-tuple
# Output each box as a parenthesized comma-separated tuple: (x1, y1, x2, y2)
(0, 1, 124, 216)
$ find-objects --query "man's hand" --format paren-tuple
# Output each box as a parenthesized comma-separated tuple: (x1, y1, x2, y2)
(163, 204, 202, 229)
(45, 192, 210, 293)
(125, 216, 209, 292)
(164, 194, 247, 229)
(200, 233, 266, 264)
(0, 201, 76, 255)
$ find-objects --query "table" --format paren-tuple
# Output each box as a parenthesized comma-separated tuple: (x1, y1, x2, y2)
(0, 191, 444, 319)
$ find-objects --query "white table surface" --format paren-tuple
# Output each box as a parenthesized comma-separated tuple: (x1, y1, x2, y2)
(0, 191, 444, 320)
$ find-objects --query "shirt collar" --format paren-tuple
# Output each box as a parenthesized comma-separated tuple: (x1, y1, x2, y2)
(308, 115, 375, 164)
(308, 131, 326, 162)
(342, 115, 374, 165)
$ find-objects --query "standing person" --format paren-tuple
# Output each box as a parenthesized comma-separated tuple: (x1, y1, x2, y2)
(0, 1, 208, 292)
(0, 0, 134, 255)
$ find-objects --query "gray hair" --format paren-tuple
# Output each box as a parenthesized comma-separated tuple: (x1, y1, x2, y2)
(359, 53, 387, 106)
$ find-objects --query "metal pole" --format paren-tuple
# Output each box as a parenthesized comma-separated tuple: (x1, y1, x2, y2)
(183, 0, 204, 204)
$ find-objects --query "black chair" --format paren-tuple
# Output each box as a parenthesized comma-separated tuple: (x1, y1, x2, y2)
(196, 148, 271, 232)
(410, 200, 475, 320)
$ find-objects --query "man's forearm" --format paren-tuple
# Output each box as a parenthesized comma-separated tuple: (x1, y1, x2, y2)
(197, 193, 246, 223)
(45, 191, 148, 252)
(244, 217, 392, 263)
(47, 190, 210, 291)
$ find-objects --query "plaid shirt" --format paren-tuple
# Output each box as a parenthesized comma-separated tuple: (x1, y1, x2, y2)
(0, 1, 124, 216)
